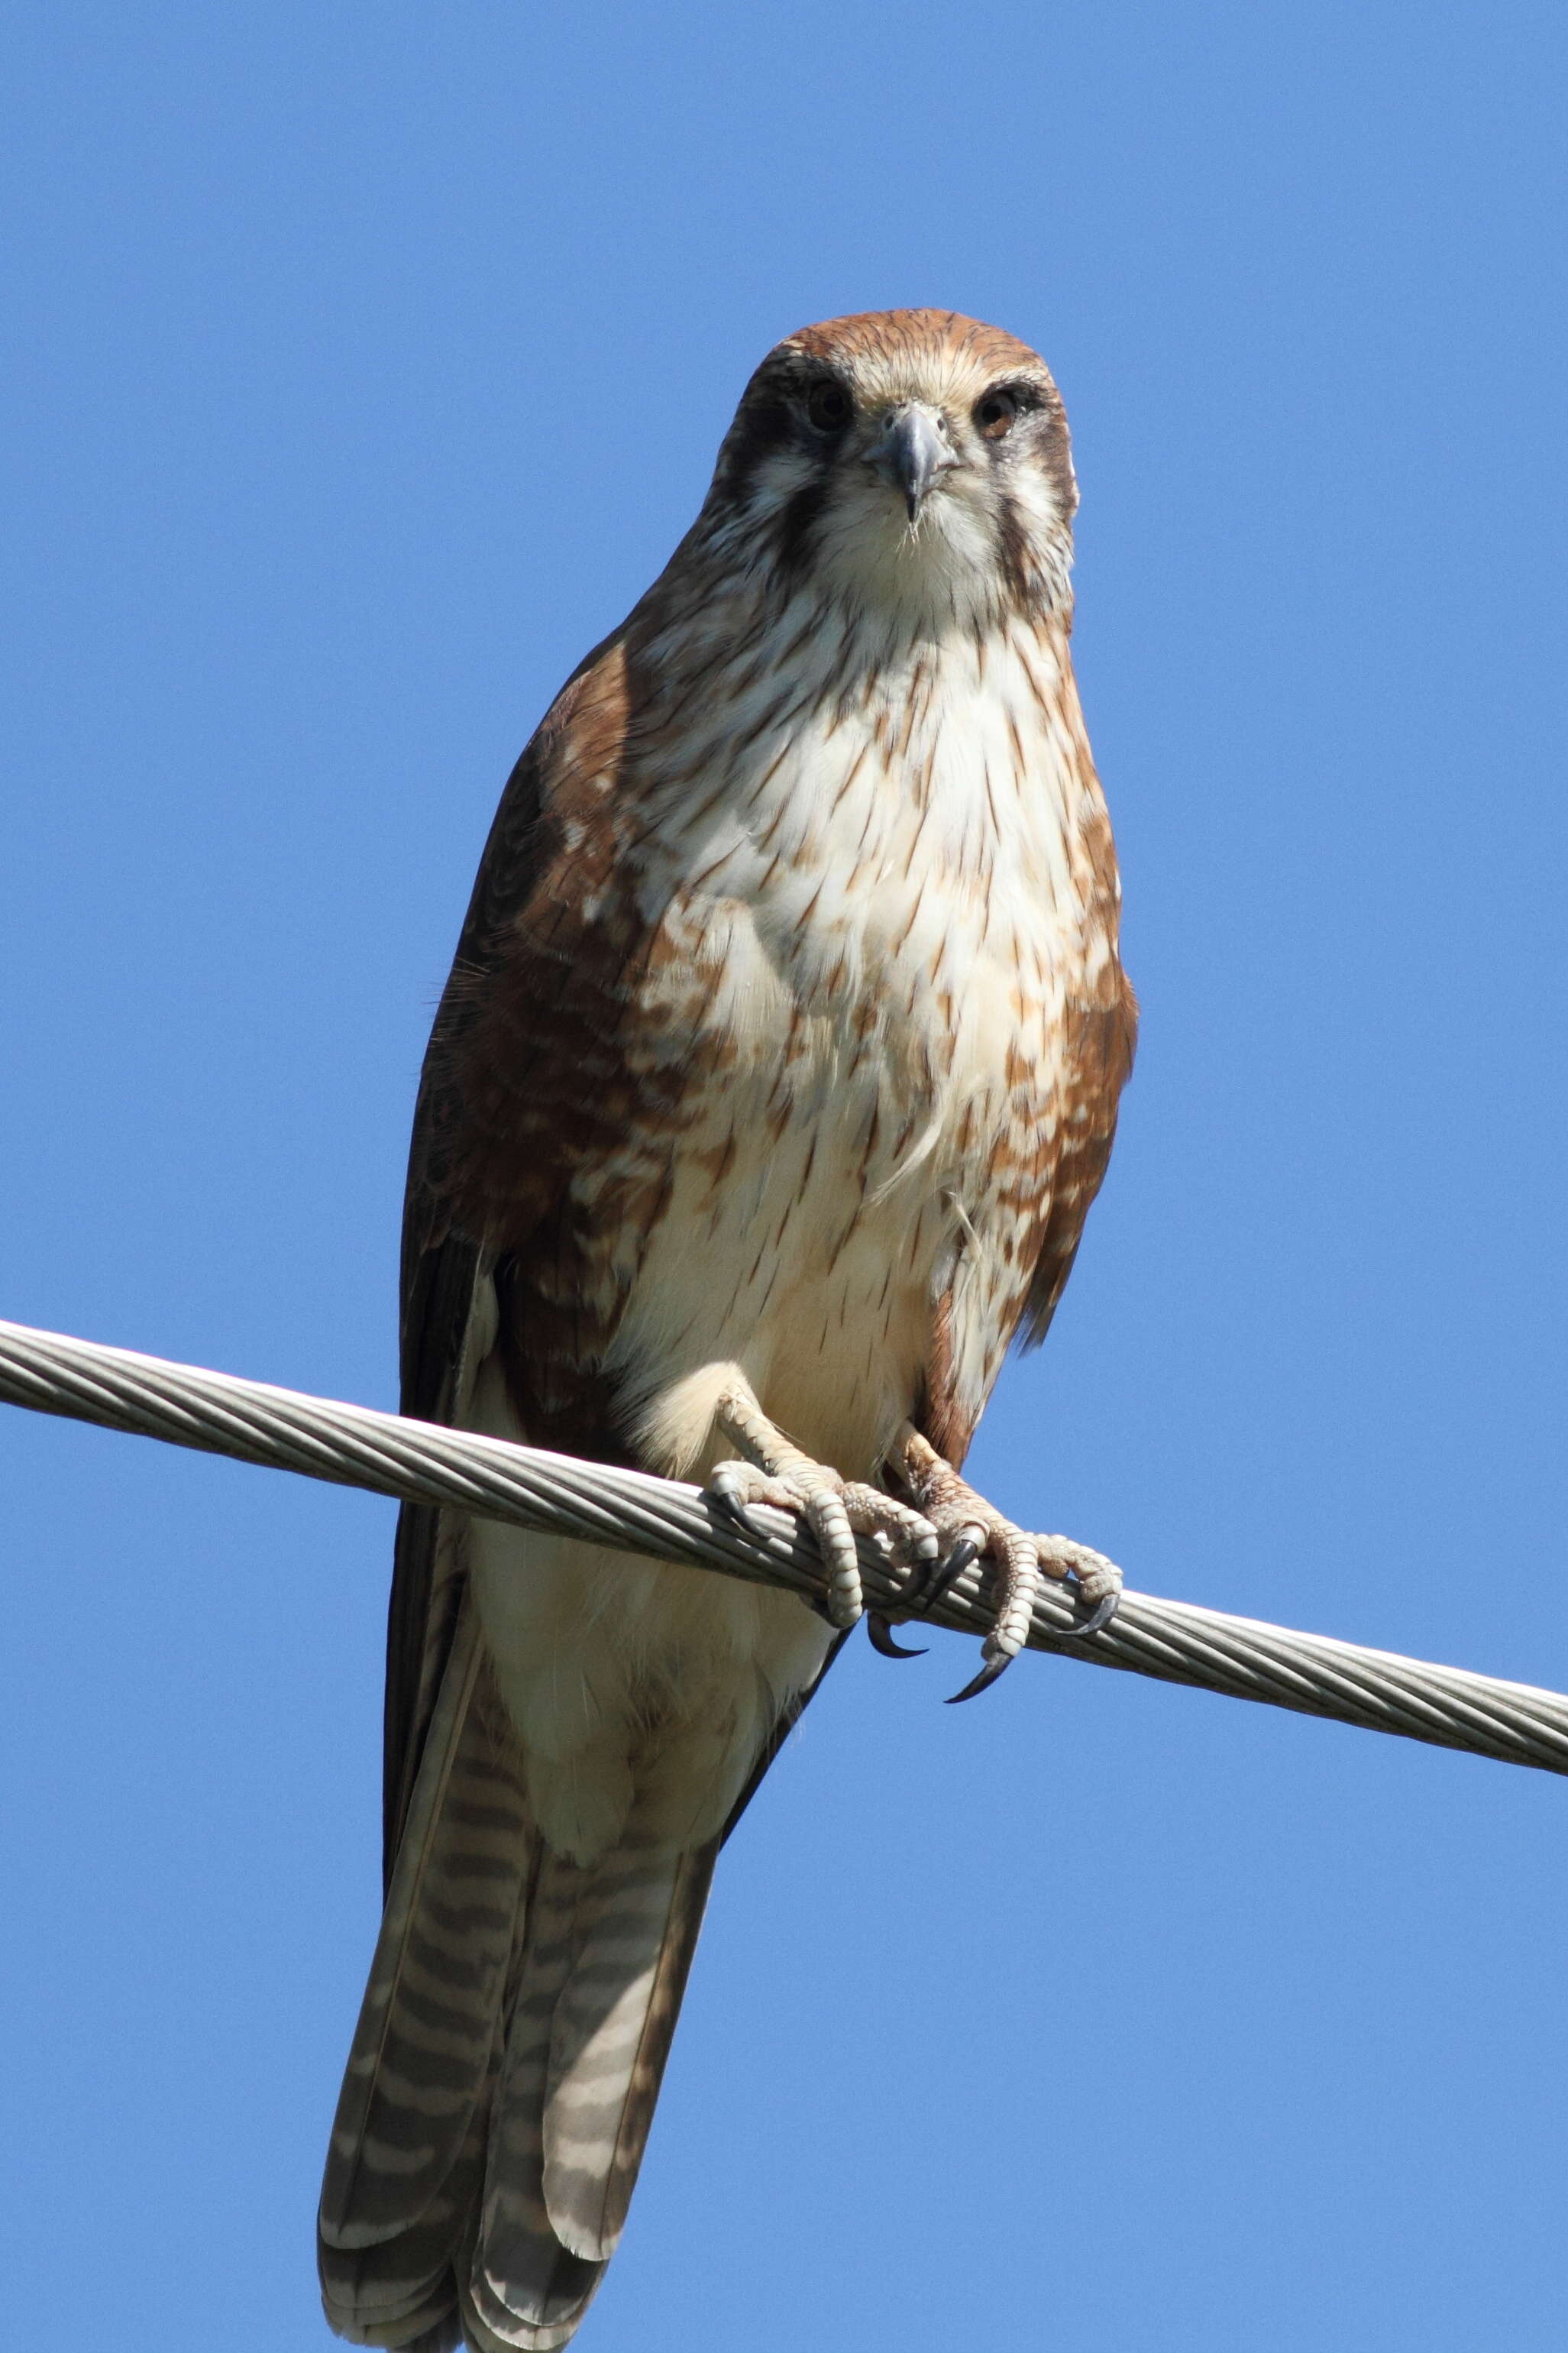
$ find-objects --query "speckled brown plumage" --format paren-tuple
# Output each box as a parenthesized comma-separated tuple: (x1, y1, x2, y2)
(323, 308, 1135, 2353)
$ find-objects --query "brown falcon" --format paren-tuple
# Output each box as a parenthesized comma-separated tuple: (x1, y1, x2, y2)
(318, 307, 1136, 2350)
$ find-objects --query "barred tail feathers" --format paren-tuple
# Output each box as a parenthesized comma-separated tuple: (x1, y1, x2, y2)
(320, 1598, 719, 2351)
(318, 1597, 529, 2344)
(464, 1840, 716, 2348)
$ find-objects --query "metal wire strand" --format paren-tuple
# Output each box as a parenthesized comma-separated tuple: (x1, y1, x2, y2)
(2, 1313, 1565, 1777)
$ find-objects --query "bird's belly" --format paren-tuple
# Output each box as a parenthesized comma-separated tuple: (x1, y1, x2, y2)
(606, 1060, 965, 1484)
(603, 785, 1071, 1478)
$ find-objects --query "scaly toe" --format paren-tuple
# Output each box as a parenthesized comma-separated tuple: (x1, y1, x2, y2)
(798, 1483, 864, 1627)
(706, 1460, 796, 1547)
(707, 1441, 944, 1635)
(1036, 1539, 1123, 1637)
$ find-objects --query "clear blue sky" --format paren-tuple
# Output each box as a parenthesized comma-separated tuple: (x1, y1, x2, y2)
(3, 5, 1566, 2347)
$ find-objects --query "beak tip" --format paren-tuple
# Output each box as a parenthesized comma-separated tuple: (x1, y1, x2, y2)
(877, 403, 956, 526)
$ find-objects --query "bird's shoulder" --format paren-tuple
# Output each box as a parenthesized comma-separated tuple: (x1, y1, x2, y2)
(401, 623, 646, 1311)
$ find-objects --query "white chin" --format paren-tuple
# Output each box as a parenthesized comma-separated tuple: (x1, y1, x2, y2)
(817, 487, 1002, 624)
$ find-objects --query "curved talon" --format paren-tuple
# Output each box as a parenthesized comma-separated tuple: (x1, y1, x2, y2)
(707, 1484, 773, 1546)
(868, 1612, 927, 1660)
(706, 1481, 747, 1527)
(1065, 1588, 1120, 1639)
(912, 1532, 980, 1613)
(946, 1652, 1014, 1704)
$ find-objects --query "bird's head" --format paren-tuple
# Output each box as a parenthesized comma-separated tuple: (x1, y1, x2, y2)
(700, 309, 1078, 631)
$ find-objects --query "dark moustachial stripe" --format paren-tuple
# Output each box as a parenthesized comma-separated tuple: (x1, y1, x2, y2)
(774, 474, 831, 576)
(712, 351, 814, 499)
(993, 490, 1035, 607)
(713, 348, 852, 579)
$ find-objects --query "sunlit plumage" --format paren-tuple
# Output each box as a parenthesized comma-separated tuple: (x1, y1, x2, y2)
(319, 308, 1135, 2350)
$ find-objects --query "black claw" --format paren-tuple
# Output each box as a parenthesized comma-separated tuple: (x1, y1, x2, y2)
(944, 1533, 982, 1581)
(1065, 1588, 1120, 1639)
(708, 1487, 771, 1547)
(946, 1652, 1013, 1704)
(910, 1533, 979, 1614)
(868, 1612, 927, 1661)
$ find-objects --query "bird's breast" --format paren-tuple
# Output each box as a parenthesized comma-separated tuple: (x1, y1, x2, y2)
(595, 617, 1104, 1474)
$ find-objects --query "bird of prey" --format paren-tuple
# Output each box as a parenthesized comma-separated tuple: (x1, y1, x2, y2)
(318, 307, 1136, 2351)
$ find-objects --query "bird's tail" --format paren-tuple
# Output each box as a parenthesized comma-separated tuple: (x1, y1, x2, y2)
(318, 1599, 716, 2351)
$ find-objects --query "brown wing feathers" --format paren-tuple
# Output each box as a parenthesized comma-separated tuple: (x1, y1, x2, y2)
(1018, 782, 1137, 1355)
(328, 636, 717, 2353)
(382, 639, 637, 1872)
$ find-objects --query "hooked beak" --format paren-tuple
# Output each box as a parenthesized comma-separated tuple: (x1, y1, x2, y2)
(869, 402, 959, 523)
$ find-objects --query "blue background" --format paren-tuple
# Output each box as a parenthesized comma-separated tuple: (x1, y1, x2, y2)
(4, 5, 1566, 2346)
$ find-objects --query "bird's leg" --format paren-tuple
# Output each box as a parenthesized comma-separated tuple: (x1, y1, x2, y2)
(706, 1383, 939, 1631)
(887, 1426, 1123, 1701)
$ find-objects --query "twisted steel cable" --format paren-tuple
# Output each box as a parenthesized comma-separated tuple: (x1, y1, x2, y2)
(2, 1313, 1565, 1777)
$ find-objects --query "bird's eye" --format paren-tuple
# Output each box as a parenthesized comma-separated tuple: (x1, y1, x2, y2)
(806, 380, 853, 433)
(975, 389, 1019, 440)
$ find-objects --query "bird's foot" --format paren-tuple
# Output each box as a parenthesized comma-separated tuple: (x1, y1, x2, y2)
(1033, 1536, 1123, 1638)
(707, 1387, 938, 1630)
(888, 1427, 1123, 1701)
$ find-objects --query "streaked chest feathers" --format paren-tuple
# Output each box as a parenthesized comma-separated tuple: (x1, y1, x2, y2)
(578, 603, 1116, 1478)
